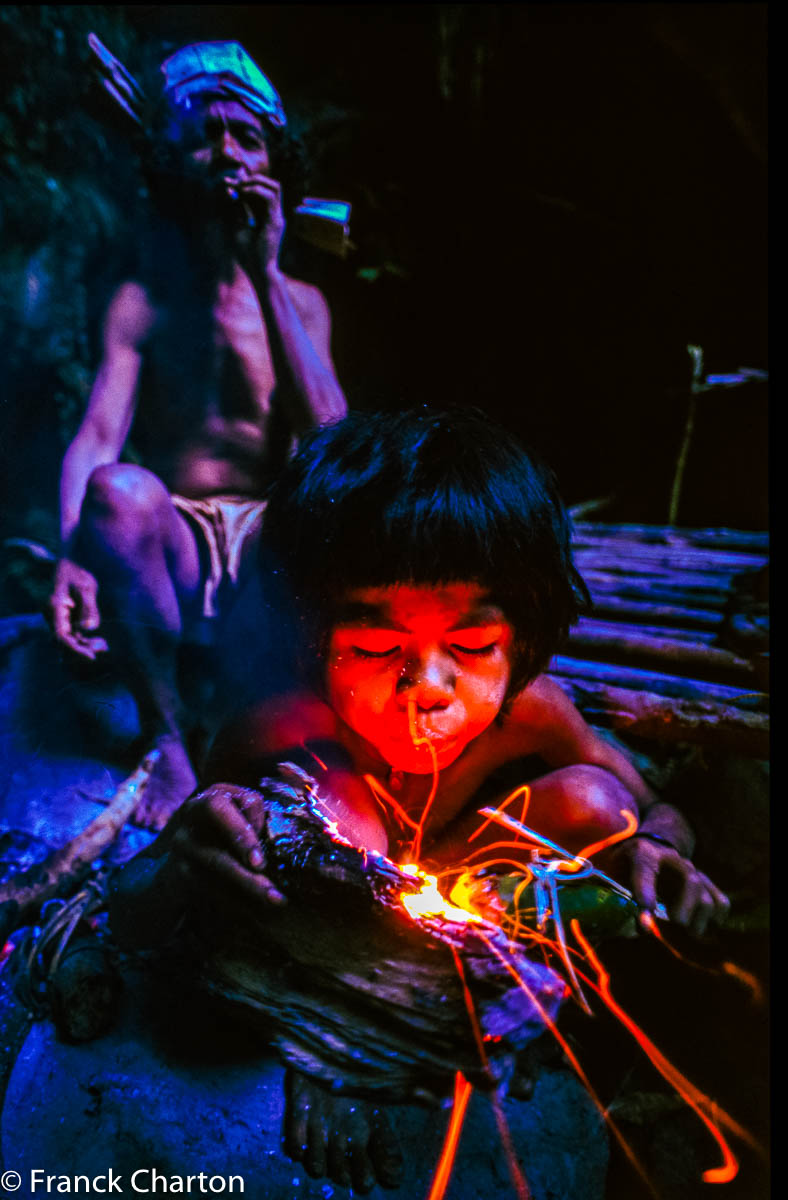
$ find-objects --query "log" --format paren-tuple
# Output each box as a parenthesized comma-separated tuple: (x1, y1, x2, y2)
(584, 594, 725, 630)
(573, 542, 768, 572)
(572, 523, 769, 552)
(572, 617, 721, 647)
(584, 575, 733, 610)
(0, 754, 157, 944)
(576, 556, 741, 587)
(549, 656, 768, 710)
(566, 618, 757, 685)
(550, 677, 769, 757)
(164, 769, 566, 1104)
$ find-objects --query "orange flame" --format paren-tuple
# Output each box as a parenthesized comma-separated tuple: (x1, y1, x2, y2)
(400, 864, 482, 924)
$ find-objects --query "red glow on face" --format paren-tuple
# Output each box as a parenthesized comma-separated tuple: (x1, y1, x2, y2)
(326, 584, 512, 775)
(426, 1072, 474, 1200)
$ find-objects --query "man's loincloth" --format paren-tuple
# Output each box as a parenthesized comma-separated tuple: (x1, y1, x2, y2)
(172, 494, 266, 621)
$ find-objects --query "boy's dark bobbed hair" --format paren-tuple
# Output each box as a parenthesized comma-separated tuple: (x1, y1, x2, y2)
(262, 407, 589, 698)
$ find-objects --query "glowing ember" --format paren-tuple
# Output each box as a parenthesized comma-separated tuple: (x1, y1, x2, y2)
(399, 864, 482, 924)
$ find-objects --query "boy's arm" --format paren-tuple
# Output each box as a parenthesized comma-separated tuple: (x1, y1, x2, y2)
(107, 783, 288, 951)
(511, 677, 729, 933)
(514, 677, 687, 841)
(109, 693, 391, 950)
(205, 695, 389, 854)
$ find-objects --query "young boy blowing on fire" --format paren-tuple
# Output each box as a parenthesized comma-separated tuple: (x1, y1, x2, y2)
(186, 407, 728, 930)
(109, 407, 729, 1190)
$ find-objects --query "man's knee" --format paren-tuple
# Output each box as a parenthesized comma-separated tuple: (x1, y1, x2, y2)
(84, 464, 170, 533)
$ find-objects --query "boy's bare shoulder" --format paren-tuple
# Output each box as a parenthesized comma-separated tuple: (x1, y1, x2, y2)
(503, 676, 570, 729)
(494, 674, 596, 763)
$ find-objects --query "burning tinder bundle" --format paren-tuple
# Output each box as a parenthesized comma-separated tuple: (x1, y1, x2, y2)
(174, 767, 566, 1103)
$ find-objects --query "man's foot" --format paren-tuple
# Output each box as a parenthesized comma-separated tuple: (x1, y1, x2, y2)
(133, 734, 198, 831)
(284, 1069, 404, 1193)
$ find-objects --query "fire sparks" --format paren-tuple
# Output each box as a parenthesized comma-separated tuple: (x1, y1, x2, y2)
(570, 919, 749, 1184)
(426, 1072, 474, 1200)
(344, 716, 758, 1193)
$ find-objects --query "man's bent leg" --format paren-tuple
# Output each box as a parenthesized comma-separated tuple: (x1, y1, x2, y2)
(76, 463, 204, 827)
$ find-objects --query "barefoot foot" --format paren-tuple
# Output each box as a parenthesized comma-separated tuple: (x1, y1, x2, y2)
(284, 1069, 403, 1193)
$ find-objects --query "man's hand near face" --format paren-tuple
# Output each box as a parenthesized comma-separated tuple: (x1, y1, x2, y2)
(225, 171, 286, 275)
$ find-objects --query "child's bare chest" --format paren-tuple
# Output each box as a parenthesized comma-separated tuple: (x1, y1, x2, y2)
(383, 717, 544, 852)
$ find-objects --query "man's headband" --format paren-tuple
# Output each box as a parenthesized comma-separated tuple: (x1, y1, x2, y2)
(160, 42, 287, 128)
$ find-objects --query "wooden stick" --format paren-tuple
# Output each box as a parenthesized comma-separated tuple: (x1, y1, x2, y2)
(0, 753, 158, 944)
(575, 550, 767, 577)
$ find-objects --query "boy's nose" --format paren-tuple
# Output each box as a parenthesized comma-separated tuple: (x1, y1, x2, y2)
(396, 653, 455, 710)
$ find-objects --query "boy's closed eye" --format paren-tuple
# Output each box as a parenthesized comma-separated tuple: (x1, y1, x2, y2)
(450, 625, 505, 655)
(345, 631, 402, 658)
(340, 625, 506, 659)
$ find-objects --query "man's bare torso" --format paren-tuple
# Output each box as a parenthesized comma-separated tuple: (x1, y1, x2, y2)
(132, 266, 316, 497)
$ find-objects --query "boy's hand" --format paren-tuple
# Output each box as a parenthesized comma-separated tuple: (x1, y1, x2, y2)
(617, 838, 730, 936)
(284, 1069, 403, 1193)
(168, 783, 287, 908)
